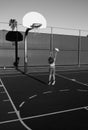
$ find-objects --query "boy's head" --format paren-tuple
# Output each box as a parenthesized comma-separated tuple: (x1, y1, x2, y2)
(48, 56, 54, 64)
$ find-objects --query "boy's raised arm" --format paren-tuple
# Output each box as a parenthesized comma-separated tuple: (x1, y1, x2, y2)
(54, 48, 59, 61)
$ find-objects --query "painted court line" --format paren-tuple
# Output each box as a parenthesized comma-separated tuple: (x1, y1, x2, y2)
(3, 99, 10, 102)
(84, 106, 88, 110)
(77, 89, 88, 92)
(0, 118, 19, 125)
(71, 79, 76, 81)
(71, 79, 88, 87)
(0, 78, 32, 130)
(8, 111, 16, 114)
(0, 106, 88, 125)
(43, 91, 52, 94)
(29, 94, 37, 99)
(56, 73, 88, 87)
(20, 106, 88, 120)
(19, 89, 69, 110)
(59, 89, 70, 92)
(19, 101, 25, 108)
(19, 89, 70, 109)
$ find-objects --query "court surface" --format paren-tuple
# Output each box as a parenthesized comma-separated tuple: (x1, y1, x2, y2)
(0, 70, 88, 130)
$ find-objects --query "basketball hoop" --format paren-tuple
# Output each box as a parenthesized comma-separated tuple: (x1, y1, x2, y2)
(30, 23, 42, 36)
(22, 11, 47, 73)
(30, 23, 42, 29)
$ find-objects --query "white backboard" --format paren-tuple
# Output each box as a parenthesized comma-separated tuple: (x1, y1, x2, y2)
(23, 12, 47, 29)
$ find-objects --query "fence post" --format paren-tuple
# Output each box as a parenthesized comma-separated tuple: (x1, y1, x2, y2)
(78, 29, 81, 67)
(50, 27, 53, 55)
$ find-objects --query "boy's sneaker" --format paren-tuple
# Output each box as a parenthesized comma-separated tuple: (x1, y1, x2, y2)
(52, 80, 55, 85)
(48, 81, 51, 85)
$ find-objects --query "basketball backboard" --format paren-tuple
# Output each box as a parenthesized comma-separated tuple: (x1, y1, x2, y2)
(22, 12, 47, 29)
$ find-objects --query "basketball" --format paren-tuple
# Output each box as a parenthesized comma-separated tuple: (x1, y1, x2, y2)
(55, 48, 59, 52)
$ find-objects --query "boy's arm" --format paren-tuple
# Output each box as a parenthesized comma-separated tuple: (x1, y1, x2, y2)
(54, 48, 59, 62)
(54, 51, 58, 62)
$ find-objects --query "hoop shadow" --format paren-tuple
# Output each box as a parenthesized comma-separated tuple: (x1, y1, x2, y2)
(17, 68, 47, 85)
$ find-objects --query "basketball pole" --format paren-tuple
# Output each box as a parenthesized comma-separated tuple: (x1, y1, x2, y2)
(24, 28, 32, 73)
(50, 27, 53, 57)
(51, 27, 53, 55)
(23, 12, 47, 73)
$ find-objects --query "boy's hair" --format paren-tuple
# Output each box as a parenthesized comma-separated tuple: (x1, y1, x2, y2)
(48, 56, 54, 64)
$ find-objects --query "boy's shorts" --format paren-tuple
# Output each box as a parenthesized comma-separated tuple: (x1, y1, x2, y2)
(49, 67, 55, 75)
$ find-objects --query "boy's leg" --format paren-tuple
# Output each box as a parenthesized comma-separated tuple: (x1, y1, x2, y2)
(48, 68, 52, 85)
(48, 74, 51, 85)
(52, 67, 56, 85)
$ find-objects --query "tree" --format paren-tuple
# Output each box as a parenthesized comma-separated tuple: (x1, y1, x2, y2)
(9, 19, 17, 31)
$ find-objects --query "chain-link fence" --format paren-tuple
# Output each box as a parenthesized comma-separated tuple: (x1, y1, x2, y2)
(0, 22, 88, 71)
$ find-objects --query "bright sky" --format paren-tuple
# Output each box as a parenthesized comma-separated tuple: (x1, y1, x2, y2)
(0, 0, 88, 31)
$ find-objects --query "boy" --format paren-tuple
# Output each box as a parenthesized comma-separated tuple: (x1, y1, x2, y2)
(48, 48, 59, 85)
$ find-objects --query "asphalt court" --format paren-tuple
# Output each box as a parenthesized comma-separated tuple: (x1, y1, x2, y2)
(0, 72, 88, 129)
(59, 70, 88, 84)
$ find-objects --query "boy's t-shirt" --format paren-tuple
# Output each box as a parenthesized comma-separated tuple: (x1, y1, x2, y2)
(50, 59, 55, 68)
(48, 56, 55, 68)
